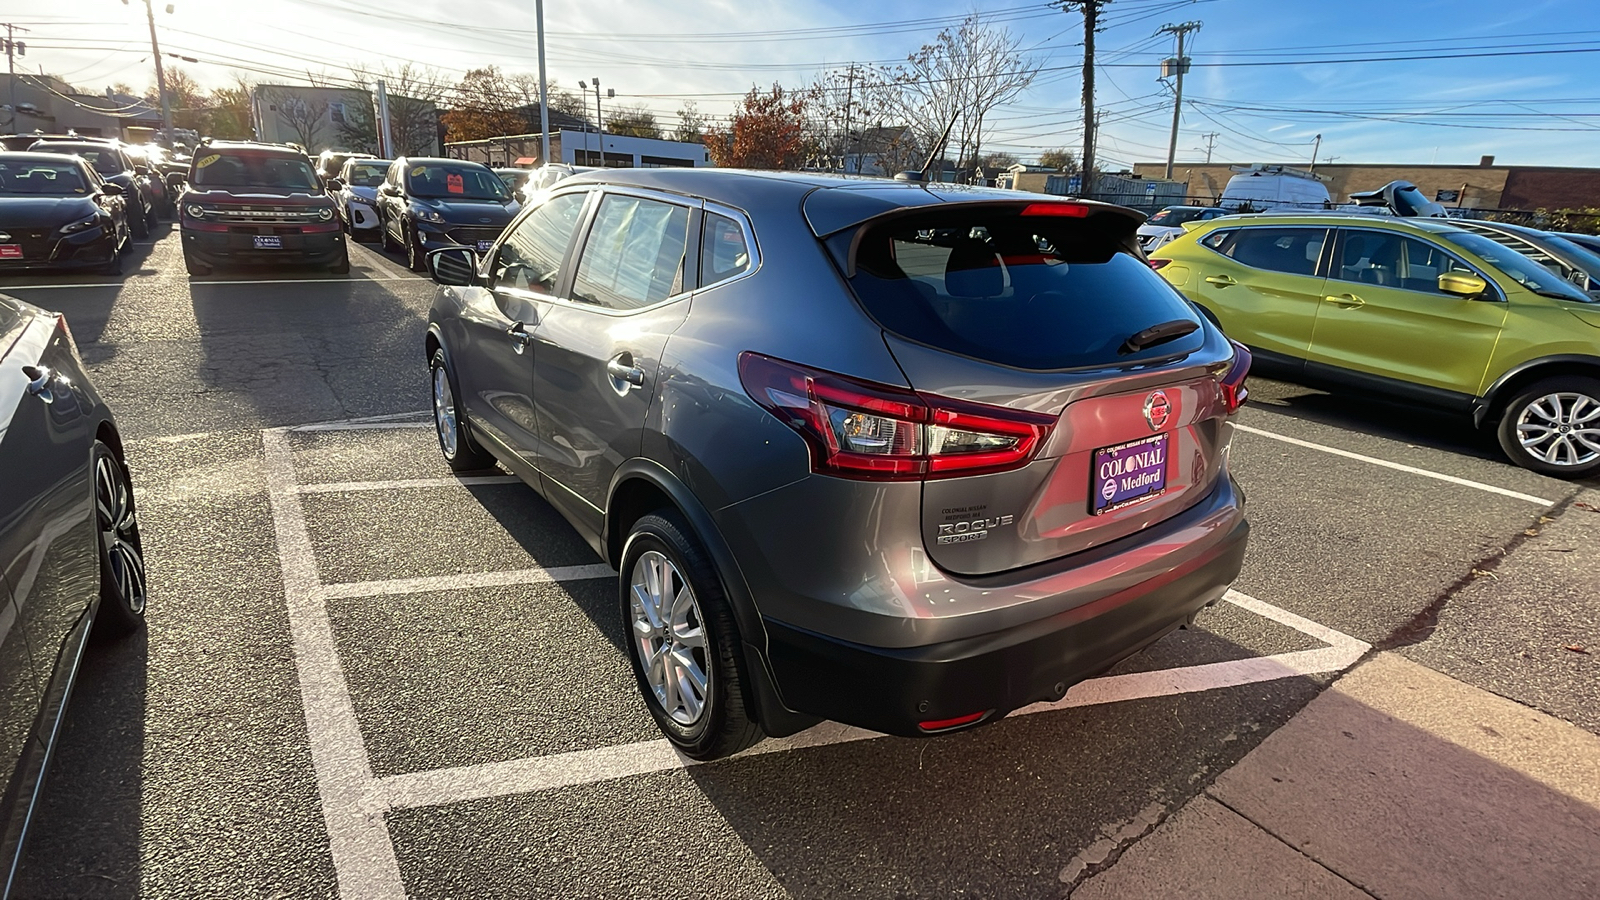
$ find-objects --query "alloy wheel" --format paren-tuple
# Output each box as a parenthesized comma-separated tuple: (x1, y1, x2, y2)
(629, 550, 710, 726)
(1516, 391, 1600, 467)
(95, 454, 147, 614)
(432, 364, 458, 458)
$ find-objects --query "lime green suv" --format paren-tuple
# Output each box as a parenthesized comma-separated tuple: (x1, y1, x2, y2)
(1151, 214, 1600, 477)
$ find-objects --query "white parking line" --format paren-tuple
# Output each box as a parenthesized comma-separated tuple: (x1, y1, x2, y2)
(1233, 423, 1556, 506)
(296, 475, 521, 494)
(264, 414, 1374, 898)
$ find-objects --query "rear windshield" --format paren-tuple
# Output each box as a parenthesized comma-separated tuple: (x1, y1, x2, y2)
(1147, 207, 1208, 226)
(844, 210, 1203, 370)
(193, 152, 319, 191)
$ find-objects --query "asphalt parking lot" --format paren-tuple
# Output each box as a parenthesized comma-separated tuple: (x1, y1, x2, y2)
(2, 225, 1593, 898)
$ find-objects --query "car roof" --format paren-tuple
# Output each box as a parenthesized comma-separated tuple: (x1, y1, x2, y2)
(1196, 212, 1470, 236)
(1448, 218, 1548, 239)
(0, 151, 95, 165)
(199, 141, 305, 157)
(398, 156, 488, 167)
(561, 168, 1142, 235)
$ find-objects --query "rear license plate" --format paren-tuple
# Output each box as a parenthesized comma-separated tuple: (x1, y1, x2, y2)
(476, 240, 493, 253)
(1091, 432, 1170, 515)
(252, 235, 283, 249)
(0, 245, 21, 259)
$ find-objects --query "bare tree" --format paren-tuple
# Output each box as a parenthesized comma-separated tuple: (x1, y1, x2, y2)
(896, 13, 1039, 180)
(263, 86, 329, 149)
(349, 62, 450, 155)
(606, 103, 662, 139)
(673, 100, 706, 144)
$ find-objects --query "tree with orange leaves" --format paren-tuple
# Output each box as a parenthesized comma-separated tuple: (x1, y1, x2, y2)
(703, 83, 808, 170)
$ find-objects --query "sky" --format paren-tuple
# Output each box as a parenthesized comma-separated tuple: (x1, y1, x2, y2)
(7, 0, 1600, 168)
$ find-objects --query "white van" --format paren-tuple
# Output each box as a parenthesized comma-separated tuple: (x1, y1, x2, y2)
(1218, 165, 1330, 212)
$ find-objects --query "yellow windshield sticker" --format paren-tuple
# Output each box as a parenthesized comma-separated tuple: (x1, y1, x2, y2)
(411, 166, 426, 176)
(195, 153, 221, 168)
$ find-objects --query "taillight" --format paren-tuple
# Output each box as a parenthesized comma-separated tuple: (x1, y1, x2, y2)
(54, 314, 79, 357)
(1148, 258, 1172, 270)
(1021, 202, 1090, 218)
(1220, 340, 1251, 414)
(738, 352, 1056, 481)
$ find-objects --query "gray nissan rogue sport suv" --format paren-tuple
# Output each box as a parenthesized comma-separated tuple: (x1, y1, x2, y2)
(424, 169, 1251, 760)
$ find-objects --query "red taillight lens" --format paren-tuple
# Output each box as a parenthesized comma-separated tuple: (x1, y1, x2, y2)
(1148, 258, 1172, 270)
(1021, 202, 1090, 218)
(917, 710, 990, 732)
(738, 352, 1056, 481)
(1220, 340, 1251, 414)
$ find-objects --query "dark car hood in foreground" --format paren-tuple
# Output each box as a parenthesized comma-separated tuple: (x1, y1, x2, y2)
(0, 195, 100, 229)
(414, 197, 516, 223)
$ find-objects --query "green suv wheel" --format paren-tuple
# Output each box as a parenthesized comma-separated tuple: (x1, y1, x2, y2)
(1496, 376, 1600, 478)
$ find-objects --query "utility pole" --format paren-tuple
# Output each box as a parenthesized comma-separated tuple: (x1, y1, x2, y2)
(125, 0, 173, 146)
(1056, 1, 1105, 198)
(373, 80, 392, 157)
(1159, 21, 1200, 180)
(1309, 133, 1322, 170)
(1198, 131, 1218, 163)
(840, 63, 855, 174)
(3, 24, 28, 132)
(535, 0, 550, 166)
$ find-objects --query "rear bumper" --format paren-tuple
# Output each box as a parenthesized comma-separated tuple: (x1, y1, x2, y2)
(748, 475, 1249, 737)
(181, 227, 345, 267)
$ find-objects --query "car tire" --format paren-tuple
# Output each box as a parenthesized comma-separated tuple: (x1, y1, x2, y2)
(406, 222, 426, 272)
(91, 441, 147, 638)
(620, 510, 763, 761)
(429, 348, 498, 471)
(381, 214, 399, 252)
(184, 251, 211, 277)
(330, 248, 351, 275)
(130, 200, 149, 240)
(1495, 376, 1600, 478)
(100, 239, 123, 276)
(146, 201, 159, 231)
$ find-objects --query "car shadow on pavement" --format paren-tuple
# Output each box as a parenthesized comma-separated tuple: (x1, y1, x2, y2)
(11, 628, 147, 899)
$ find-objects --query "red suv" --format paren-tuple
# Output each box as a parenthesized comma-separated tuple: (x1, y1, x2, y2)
(177, 141, 348, 276)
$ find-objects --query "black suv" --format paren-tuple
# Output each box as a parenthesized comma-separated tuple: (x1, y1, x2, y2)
(29, 139, 161, 239)
(376, 157, 517, 271)
(176, 141, 348, 276)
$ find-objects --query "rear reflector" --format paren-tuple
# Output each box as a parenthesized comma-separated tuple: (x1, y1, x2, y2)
(1221, 340, 1251, 414)
(738, 352, 1056, 481)
(1021, 202, 1091, 218)
(917, 711, 990, 732)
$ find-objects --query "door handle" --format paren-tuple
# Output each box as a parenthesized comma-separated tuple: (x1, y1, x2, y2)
(21, 365, 54, 403)
(506, 322, 532, 354)
(1324, 293, 1366, 309)
(606, 356, 645, 388)
(1204, 274, 1237, 287)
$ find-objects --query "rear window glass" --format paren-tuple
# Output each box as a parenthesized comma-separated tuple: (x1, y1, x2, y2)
(845, 211, 1203, 370)
(701, 212, 751, 287)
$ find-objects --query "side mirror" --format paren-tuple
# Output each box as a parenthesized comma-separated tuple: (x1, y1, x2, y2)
(100, 182, 125, 196)
(326, 177, 344, 192)
(134, 164, 150, 176)
(166, 172, 187, 188)
(1438, 272, 1488, 297)
(428, 246, 479, 286)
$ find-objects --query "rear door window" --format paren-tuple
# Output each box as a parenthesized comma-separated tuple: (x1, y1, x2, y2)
(1220, 227, 1326, 276)
(571, 194, 691, 311)
(845, 208, 1203, 370)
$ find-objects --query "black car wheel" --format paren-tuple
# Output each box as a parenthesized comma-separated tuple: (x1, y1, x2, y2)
(406, 221, 426, 272)
(92, 441, 147, 638)
(100, 239, 123, 276)
(1496, 376, 1600, 478)
(330, 247, 351, 275)
(130, 199, 149, 240)
(381, 212, 399, 252)
(429, 348, 498, 471)
(145, 200, 159, 231)
(620, 510, 762, 761)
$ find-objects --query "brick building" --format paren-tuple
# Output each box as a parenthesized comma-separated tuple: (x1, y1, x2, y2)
(1130, 157, 1600, 211)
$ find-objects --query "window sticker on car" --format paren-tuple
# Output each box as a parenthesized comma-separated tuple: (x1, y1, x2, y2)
(195, 154, 221, 168)
(411, 166, 426, 176)
(446, 173, 464, 194)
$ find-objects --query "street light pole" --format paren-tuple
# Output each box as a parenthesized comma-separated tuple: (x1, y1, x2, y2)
(535, 0, 550, 166)
(1309, 133, 1322, 170)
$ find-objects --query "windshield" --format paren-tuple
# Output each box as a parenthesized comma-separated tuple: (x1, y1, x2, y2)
(1542, 234, 1600, 284)
(193, 152, 320, 192)
(346, 162, 388, 187)
(1147, 207, 1208, 226)
(405, 163, 508, 200)
(497, 170, 531, 192)
(36, 144, 123, 175)
(845, 211, 1202, 370)
(1439, 230, 1594, 303)
(0, 160, 91, 195)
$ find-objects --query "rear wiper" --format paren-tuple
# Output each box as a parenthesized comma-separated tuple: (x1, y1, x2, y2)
(1120, 319, 1199, 355)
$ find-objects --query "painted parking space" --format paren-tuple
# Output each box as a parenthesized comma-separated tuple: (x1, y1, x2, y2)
(263, 413, 1373, 897)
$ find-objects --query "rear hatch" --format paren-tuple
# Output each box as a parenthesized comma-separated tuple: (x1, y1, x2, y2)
(824, 197, 1246, 576)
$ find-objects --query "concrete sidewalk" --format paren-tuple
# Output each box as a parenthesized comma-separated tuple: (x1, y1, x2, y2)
(1070, 652, 1600, 898)
(1070, 492, 1600, 899)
